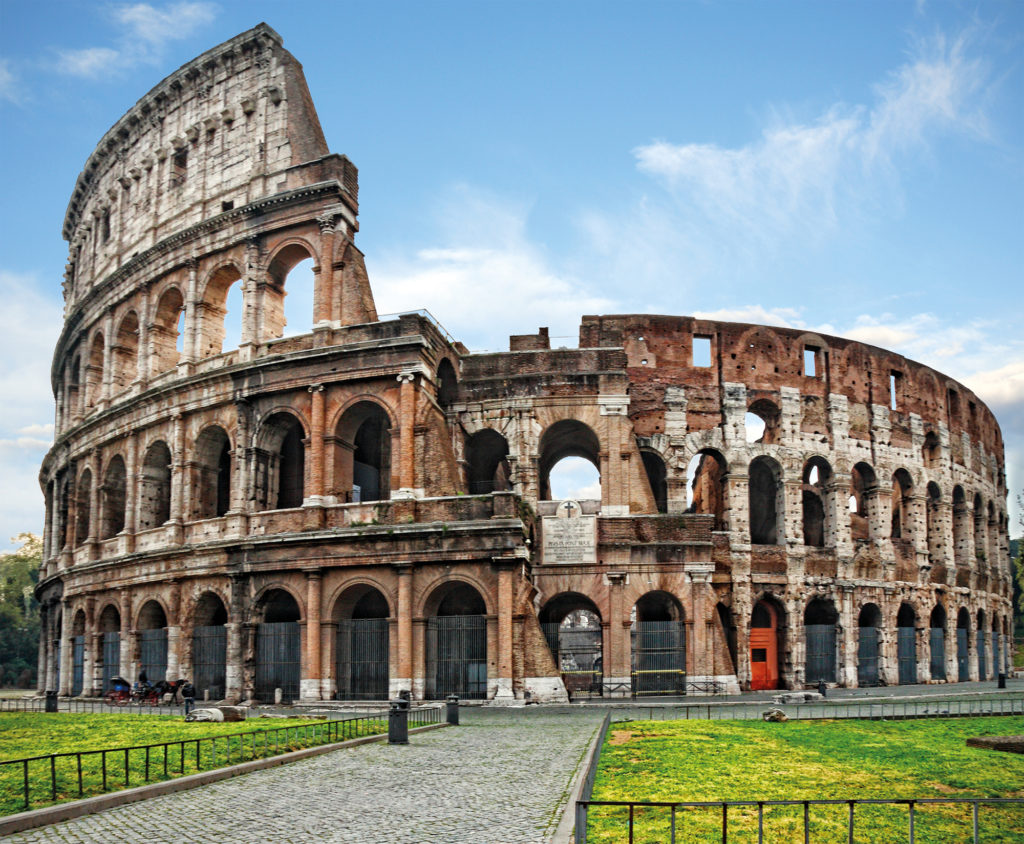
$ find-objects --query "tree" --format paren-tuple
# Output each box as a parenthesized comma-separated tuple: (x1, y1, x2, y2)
(0, 533, 42, 687)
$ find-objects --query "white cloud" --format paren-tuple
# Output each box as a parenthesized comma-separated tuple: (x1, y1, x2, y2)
(691, 306, 803, 329)
(0, 58, 19, 104)
(52, 2, 217, 79)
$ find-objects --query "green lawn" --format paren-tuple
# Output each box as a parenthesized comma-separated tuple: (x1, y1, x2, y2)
(0, 712, 381, 815)
(589, 717, 1024, 843)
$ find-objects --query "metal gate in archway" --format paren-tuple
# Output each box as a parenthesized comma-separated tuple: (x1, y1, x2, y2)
(993, 633, 1001, 678)
(426, 615, 487, 699)
(977, 630, 987, 681)
(542, 623, 603, 699)
(930, 628, 946, 680)
(336, 618, 389, 700)
(857, 627, 879, 687)
(805, 624, 836, 684)
(193, 625, 227, 700)
(71, 635, 84, 696)
(140, 629, 168, 683)
(957, 629, 969, 681)
(898, 627, 917, 684)
(102, 632, 120, 693)
(255, 621, 300, 703)
(631, 621, 686, 696)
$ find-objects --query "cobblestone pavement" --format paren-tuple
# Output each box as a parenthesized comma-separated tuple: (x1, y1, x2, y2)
(4, 709, 603, 844)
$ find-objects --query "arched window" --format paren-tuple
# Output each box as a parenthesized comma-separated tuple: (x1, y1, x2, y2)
(98, 604, 121, 695)
(100, 456, 126, 539)
(436, 359, 458, 408)
(465, 429, 510, 494)
(193, 427, 232, 519)
(640, 450, 667, 513)
(745, 399, 780, 444)
(192, 592, 228, 701)
(256, 413, 306, 510)
(334, 402, 392, 503)
(686, 449, 728, 530)
(111, 311, 139, 393)
(426, 583, 489, 700)
(849, 462, 877, 541)
(891, 470, 913, 539)
(75, 468, 92, 544)
(151, 287, 184, 373)
(137, 600, 168, 684)
(930, 604, 947, 681)
(539, 592, 603, 701)
(631, 592, 686, 695)
(857, 604, 882, 687)
(85, 332, 104, 410)
(138, 441, 172, 529)
(197, 265, 244, 357)
(922, 431, 940, 469)
(897, 603, 917, 684)
(802, 457, 832, 547)
(333, 585, 390, 701)
(956, 607, 970, 682)
(749, 456, 782, 545)
(254, 589, 302, 703)
(926, 482, 942, 568)
(973, 493, 987, 567)
(804, 598, 838, 684)
(539, 420, 601, 502)
(265, 244, 315, 340)
(952, 486, 969, 570)
(976, 609, 987, 681)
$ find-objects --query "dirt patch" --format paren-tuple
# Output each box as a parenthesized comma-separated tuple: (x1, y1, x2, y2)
(609, 730, 633, 746)
(966, 735, 1024, 754)
(927, 782, 965, 794)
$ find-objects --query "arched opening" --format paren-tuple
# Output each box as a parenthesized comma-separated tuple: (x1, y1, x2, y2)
(897, 603, 917, 685)
(857, 603, 882, 687)
(464, 428, 511, 495)
(138, 441, 172, 530)
(193, 426, 232, 519)
(976, 609, 987, 680)
(952, 486, 969, 571)
(71, 610, 86, 696)
(804, 598, 838, 685)
(991, 614, 1000, 680)
(717, 602, 738, 676)
(111, 311, 139, 393)
(255, 589, 301, 703)
(802, 457, 832, 547)
(987, 502, 998, 574)
(436, 358, 458, 408)
(849, 462, 877, 542)
(98, 604, 121, 694)
(973, 493, 987, 568)
(85, 332, 104, 410)
(956, 607, 970, 681)
(540, 592, 604, 700)
(750, 598, 785, 690)
(100, 456, 126, 539)
(425, 582, 488, 700)
(539, 420, 601, 502)
(686, 450, 728, 530)
(137, 600, 168, 684)
(891, 470, 913, 539)
(67, 354, 81, 419)
(930, 604, 947, 681)
(265, 244, 315, 340)
(749, 456, 782, 545)
(197, 265, 243, 357)
(334, 402, 392, 503)
(75, 468, 92, 544)
(151, 286, 184, 373)
(922, 431, 940, 469)
(745, 399, 780, 444)
(640, 450, 668, 514)
(926, 482, 942, 569)
(192, 592, 227, 701)
(256, 413, 305, 510)
(334, 586, 390, 700)
(631, 592, 685, 696)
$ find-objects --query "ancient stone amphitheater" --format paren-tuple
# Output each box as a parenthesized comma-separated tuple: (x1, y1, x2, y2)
(36, 25, 1014, 704)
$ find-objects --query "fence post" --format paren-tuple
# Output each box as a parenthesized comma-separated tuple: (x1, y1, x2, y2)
(848, 800, 854, 844)
(574, 801, 588, 844)
(722, 803, 728, 843)
(972, 801, 979, 843)
(909, 800, 915, 844)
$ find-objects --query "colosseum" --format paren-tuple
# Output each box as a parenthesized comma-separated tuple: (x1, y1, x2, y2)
(36, 24, 1015, 704)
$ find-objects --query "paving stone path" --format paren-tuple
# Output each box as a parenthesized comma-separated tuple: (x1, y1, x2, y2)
(4, 709, 603, 844)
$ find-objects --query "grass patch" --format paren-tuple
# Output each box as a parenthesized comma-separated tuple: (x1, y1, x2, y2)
(0, 712, 383, 815)
(589, 717, 1024, 843)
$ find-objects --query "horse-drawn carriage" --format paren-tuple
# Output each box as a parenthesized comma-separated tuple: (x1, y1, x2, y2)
(104, 677, 182, 706)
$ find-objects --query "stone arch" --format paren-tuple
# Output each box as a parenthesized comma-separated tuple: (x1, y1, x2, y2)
(84, 330, 104, 410)
(255, 410, 307, 510)
(332, 582, 391, 701)
(973, 493, 987, 568)
(197, 262, 244, 357)
(976, 607, 988, 681)
(750, 594, 786, 690)
(639, 448, 668, 513)
(100, 455, 127, 539)
(111, 310, 139, 393)
(804, 597, 839, 685)
(191, 591, 228, 700)
(137, 598, 169, 683)
(539, 592, 603, 700)
(264, 240, 318, 341)
(749, 455, 783, 545)
(138, 440, 172, 530)
(538, 419, 602, 502)
(686, 448, 728, 530)
(97, 602, 121, 694)
(193, 425, 232, 519)
(192, 591, 229, 627)
(925, 482, 943, 572)
(423, 581, 489, 700)
(253, 587, 303, 703)
(465, 428, 511, 494)
(849, 461, 877, 541)
(70, 608, 86, 695)
(333, 399, 393, 503)
(857, 603, 883, 687)
(150, 285, 184, 373)
(952, 486, 969, 573)
(745, 398, 780, 444)
(436, 357, 458, 409)
(631, 591, 686, 696)
(890, 469, 914, 539)
(956, 606, 971, 681)
(922, 430, 941, 470)
(930, 603, 947, 681)
(802, 456, 832, 547)
(897, 602, 918, 685)
(75, 467, 92, 544)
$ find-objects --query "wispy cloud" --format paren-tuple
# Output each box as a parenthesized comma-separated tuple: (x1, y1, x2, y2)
(0, 58, 19, 104)
(53, 2, 217, 79)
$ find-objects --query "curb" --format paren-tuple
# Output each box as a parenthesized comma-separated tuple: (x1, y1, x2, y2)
(0, 723, 447, 836)
(549, 716, 607, 844)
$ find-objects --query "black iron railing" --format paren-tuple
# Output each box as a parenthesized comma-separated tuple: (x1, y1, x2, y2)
(1, 705, 442, 814)
(575, 797, 1024, 844)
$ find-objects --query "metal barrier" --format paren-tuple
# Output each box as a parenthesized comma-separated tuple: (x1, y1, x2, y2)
(1, 704, 443, 814)
(0, 698, 186, 715)
(575, 797, 1024, 843)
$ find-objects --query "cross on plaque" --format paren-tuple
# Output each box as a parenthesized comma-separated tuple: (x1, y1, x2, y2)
(559, 500, 579, 518)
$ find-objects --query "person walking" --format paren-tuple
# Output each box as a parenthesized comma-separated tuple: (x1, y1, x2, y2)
(181, 680, 195, 715)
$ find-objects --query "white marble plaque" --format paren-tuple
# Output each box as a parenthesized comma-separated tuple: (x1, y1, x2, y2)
(542, 510, 597, 564)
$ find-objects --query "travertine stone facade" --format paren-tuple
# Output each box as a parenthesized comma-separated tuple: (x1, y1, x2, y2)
(38, 25, 1014, 703)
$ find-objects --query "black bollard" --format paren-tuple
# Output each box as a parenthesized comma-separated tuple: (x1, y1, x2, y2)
(44, 690, 58, 713)
(446, 694, 459, 726)
(388, 697, 408, 744)
(998, 673, 1006, 689)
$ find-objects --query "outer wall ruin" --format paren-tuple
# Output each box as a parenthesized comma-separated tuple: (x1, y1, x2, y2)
(37, 25, 1014, 703)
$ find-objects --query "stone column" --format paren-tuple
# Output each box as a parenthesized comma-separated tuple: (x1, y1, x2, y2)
(599, 396, 631, 515)
(395, 371, 418, 496)
(101, 313, 114, 406)
(301, 571, 322, 701)
(840, 586, 857, 687)
(166, 581, 181, 681)
(605, 572, 629, 695)
(231, 399, 252, 514)
(180, 257, 199, 365)
(393, 562, 413, 697)
(37, 604, 48, 693)
(135, 284, 150, 389)
(315, 214, 336, 326)
(238, 236, 261, 360)
(493, 556, 517, 700)
(120, 591, 133, 680)
(225, 574, 246, 703)
(305, 384, 325, 502)
(168, 413, 186, 540)
(122, 433, 137, 553)
(82, 600, 95, 696)
(59, 601, 74, 696)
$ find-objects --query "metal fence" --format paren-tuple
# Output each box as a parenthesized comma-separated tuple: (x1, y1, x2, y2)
(575, 797, 1024, 843)
(898, 626, 917, 684)
(101, 632, 119, 695)
(255, 621, 301, 703)
(929, 628, 946, 681)
(0, 697, 186, 715)
(71, 636, 84, 697)
(1, 705, 443, 814)
(425, 615, 487, 699)
(857, 626, 879, 686)
(957, 629, 969, 681)
(542, 623, 603, 700)
(192, 625, 227, 701)
(805, 624, 836, 684)
(139, 629, 168, 684)
(336, 618, 389, 700)
(631, 622, 686, 697)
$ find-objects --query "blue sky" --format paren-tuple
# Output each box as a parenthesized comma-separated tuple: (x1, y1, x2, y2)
(1, 0, 1022, 550)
